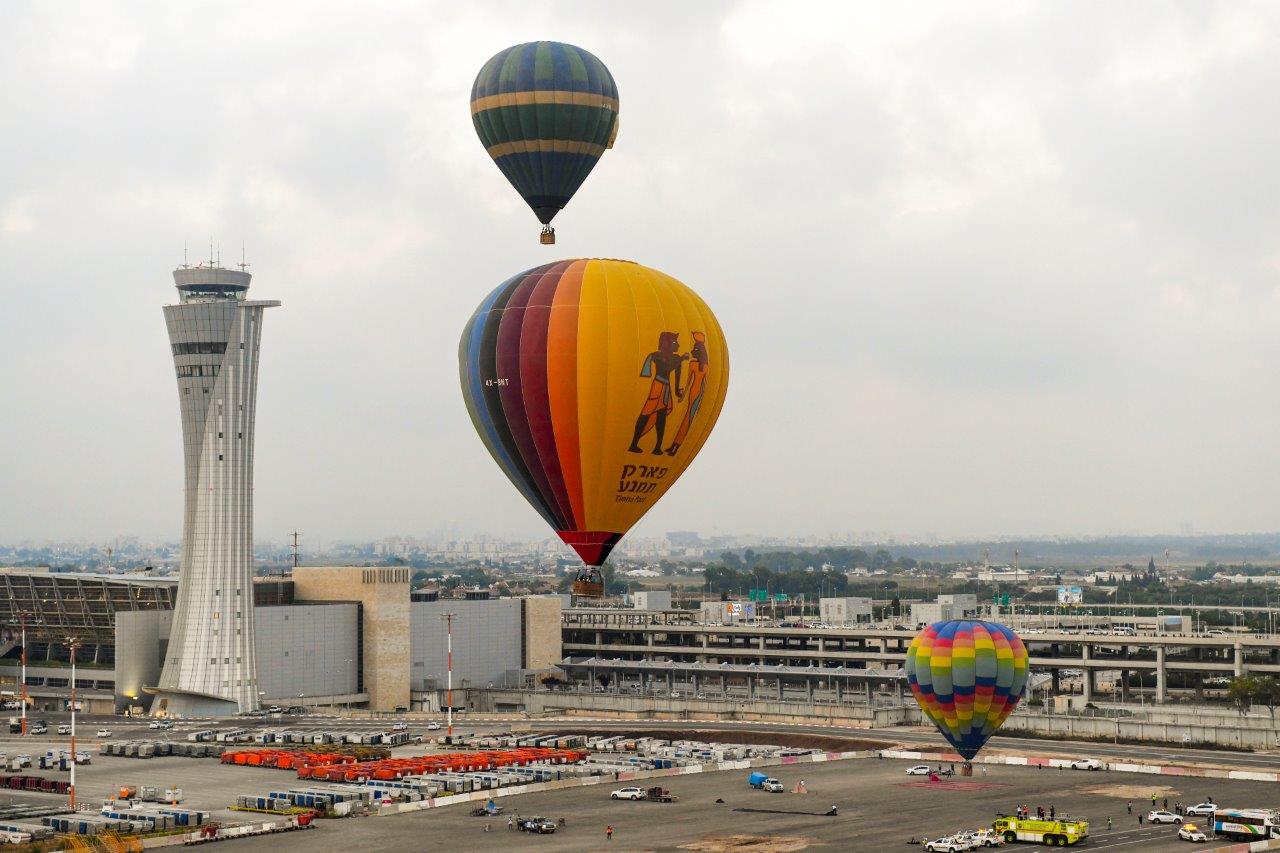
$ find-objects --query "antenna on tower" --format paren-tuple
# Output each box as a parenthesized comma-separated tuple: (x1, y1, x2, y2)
(208, 239, 214, 268)
(216, 244, 221, 268)
(239, 241, 249, 272)
(183, 241, 189, 268)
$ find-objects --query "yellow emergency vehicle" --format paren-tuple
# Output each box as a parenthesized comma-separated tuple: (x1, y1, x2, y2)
(992, 815, 1089, 846)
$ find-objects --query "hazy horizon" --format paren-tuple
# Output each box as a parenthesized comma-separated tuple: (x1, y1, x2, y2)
(4, 2, 1279, 544)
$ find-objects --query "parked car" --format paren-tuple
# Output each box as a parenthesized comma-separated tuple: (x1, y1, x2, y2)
(29, 724, 46, 735)
(968, 829, 1005, 847)
(156, 720, 173, 730)
(1178, 823, 1207, 842)
(1069, 758, 1103, 770)
(905, 765, 933, 776)
(95, 728, 111, 738)
(148, 720, 163, 729)
(266, 706, 283, 714)
(1183, 803, 1216, 817)
(1148, 810, 1183, 824)
(517, 816, 557, 834)
(925, 836, 971, 853)
(611, 786, 645, 801)
(426, 722, 441, 731)
(57, 724, 71, 736)
(391, 722, 408, 732)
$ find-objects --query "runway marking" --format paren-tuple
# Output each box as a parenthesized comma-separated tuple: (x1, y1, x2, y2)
(895, 781, 1010, 791)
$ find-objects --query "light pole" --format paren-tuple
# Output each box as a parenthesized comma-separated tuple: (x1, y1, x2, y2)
(342, 660, 353, 712)
(15, 613, 28, 736)
(442, 612, 455, 737)
(65, 636, 80, 810)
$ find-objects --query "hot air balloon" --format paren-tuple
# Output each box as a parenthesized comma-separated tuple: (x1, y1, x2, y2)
(470, 41, 620, 244)
(906, 620, 1029, 761)
(459, 259, 728, 597)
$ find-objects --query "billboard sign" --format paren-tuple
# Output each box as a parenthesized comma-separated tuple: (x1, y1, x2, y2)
(1056, 586, 1083, 605)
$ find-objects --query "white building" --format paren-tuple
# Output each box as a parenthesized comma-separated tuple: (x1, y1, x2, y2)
(632, 590, 672, 610)
(818, 596, 872, 625)
(910, 593, 979, 626)
(151, 264, 279, 716)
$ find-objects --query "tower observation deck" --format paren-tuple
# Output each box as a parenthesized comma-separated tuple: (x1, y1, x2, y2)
(150, 263, 280, 716)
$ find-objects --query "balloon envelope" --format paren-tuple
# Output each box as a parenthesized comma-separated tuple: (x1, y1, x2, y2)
(471, 41, 619, 227)
(906, 620, 1029, 760)
(459, 259, 729, 566)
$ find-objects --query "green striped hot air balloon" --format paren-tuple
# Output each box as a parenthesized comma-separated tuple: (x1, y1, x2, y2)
(470, 41, 619, 244)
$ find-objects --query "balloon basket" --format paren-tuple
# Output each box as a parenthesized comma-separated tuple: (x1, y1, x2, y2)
(571, 580, 604, 598)
(960, 762, 973, 777)
(540, 226, 556, 245)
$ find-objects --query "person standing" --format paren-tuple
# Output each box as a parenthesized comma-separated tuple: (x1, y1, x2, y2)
(1050, 805, 1056, 820)
(606, 825, 614, 841)
(1107, 817, 1112, 831)
(1126, 802, 1132, 815)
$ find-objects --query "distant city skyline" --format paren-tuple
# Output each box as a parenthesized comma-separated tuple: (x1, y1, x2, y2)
(4, 4, 1280, 542)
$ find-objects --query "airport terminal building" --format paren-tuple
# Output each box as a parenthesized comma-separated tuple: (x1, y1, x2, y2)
(0, 566, 561, 715)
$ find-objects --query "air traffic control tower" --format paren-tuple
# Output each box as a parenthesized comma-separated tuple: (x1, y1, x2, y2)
(150, 263, 280, 716)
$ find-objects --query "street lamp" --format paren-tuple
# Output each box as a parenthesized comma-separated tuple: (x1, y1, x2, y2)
(343, 660, 353, 712)
(64, 636, 81, 810)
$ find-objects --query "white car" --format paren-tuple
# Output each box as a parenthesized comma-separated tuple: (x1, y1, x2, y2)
(1183, 803, 1216, 817)
(1069, 758, 1103, 770)
(905, 764, 933, 776)
(1178, 823, 1207, 842)
(425, 722, 441, 731)
(95, 728, 111, 738)
(611, 786, 645, 801)
(148, 720, 163, 729)
(391, 722, 408, 731)
(1148, 810, 1182, 824)
(57, 725, 71, 735)
(925, 837, 972, 853)
(968, 829, 1005, 847)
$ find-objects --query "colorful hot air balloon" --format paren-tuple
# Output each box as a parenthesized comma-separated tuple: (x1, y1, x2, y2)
(906, 620, 1029, 761)
(470, 41, 620, 244)
(459, 259, 728, 595)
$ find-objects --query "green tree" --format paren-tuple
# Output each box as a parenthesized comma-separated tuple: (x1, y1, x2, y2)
(1227, 674, 1260, 715)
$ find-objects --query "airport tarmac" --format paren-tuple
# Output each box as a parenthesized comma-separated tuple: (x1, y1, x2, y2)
(216, 757, 1279, 851)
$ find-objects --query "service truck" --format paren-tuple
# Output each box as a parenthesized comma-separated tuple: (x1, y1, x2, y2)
(747, 772, 784, 792)
(993, 815, 1088, 846)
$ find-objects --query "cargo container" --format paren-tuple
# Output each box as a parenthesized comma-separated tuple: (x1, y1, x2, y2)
(155, 805, 207, 826)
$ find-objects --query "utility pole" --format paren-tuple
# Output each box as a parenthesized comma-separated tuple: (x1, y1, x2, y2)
(290, 531, 300, 570)
(66, 636, 80, 810)
(442, 612, 455, 737)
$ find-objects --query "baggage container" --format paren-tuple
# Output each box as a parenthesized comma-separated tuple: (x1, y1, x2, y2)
(156, 805, 207, 826)
(0, 821, 53, 840)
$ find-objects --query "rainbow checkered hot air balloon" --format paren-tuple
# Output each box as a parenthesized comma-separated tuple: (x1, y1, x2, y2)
(906, 620, 1029, 761)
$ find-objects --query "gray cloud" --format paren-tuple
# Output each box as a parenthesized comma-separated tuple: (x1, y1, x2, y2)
(2, 1, 1278, 543)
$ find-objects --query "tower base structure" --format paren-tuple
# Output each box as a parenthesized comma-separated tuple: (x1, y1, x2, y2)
(145, 686, 239, 718)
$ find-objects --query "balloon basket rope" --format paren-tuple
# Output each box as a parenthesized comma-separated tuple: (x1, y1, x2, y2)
(540, 226, 556, 245)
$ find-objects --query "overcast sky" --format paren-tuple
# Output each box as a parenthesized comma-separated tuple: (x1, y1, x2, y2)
(2, 1, 1279, 545)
